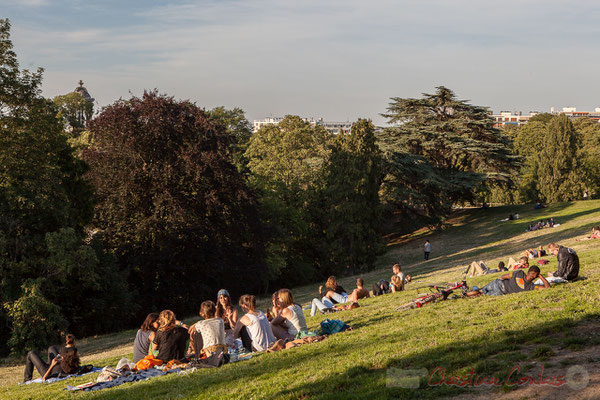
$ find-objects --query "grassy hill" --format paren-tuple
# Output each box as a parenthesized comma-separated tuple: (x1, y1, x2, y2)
(2, 200, 599, 399)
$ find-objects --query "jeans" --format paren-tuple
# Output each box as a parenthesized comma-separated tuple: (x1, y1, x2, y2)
(310, 297, 335, 316)
(481, 279, 507, 296)
(329, 292, 348, 304)
(424, 252, 430, 260)
(24, 346, 62, 382)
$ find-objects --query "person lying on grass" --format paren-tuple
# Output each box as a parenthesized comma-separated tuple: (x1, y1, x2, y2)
(546, 242, 580, 282)
(465, 265, 550, 297)
(271, 289, 308, 340)
(23, 334, 80, 382)
(347, 278, 370, 303)
(525, 246, 547, 259)
(310, 276, 349, 316)
(507, 256, 529, 270)
(233, 294, 277, 352)
(152, 310, 189, 363)
(577, 226, 600, 241)
(133, 313, 159, 363)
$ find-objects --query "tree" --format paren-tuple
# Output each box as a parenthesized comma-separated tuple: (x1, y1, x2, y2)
(83, 91, 267, 313)
(205, 106, 253, 172)
(574, 118, 600, 198)
(53, 91, 94, 135)
(379, 87, 517, 223)
(244, 116, 329, 286)
(318, 119, 385, 274)
(537, 115, 584, 202)
(0, 19, 129, 354)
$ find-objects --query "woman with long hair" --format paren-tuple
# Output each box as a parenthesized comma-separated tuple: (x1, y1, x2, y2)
(133, 313, 159, 363)
(23, 334, 80, 382)
(215, 289, 238, 345)
(233, 294, 277, 352)
(310, 276, 348, 316)
(151, 310, 189, 362)
(270, 289, 308, 340)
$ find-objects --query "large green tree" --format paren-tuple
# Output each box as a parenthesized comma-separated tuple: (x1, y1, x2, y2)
(537, 115, 584, 202)
(0, 19, 129, 354)
(83, 91, 267, 313)
(379, 87, 517, 223)
(53, 91, 94, 136)
(244, 116, 329, 286)
(318, 119, 385, 274)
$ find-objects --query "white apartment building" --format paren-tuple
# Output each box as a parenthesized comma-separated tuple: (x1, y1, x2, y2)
(550, 107, 600, 122)
(253, 116, 353, 134)
(491, 111, 539, 128)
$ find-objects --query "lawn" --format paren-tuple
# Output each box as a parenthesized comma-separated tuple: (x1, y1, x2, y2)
(1, 200, 599, 399)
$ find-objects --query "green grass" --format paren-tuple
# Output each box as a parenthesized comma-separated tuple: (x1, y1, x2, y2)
(2, 200, 600, 399)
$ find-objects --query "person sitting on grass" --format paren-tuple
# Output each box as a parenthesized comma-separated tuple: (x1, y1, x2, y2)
(347, 278, 370, 303)
(507, 256, 529, 270)
(577, 226, 600, 241)
(152, 310, 189, 362)
(215, 289, 238, 346)
(271, 289, 308, 340)
(373, 264, 405, 295)
(233, 294, 277, 352)
(133, 313, 159, 363)
(23, 334, 80, 382)
(466, 265, 550, 297)
(267, 290, 282, 321)
(546, 242, 580, 282)
(190, 301, 227, 357)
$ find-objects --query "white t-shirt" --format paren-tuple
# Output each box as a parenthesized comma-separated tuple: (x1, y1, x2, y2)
(195, 318, 226, 349)
(425, 242, 431, 252)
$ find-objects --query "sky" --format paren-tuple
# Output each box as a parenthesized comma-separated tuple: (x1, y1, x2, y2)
(2, 0, 600, 125)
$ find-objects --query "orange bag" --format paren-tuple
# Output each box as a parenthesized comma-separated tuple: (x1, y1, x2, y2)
(134, 355, 163, 371)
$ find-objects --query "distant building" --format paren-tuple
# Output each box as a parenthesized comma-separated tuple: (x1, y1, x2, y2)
(490, 111, 539, 128)
(550, 107, 600, 122)
(253, 116, 353, 134)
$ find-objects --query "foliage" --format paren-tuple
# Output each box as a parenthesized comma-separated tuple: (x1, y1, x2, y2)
(83, 91, 267, 314)
(206, 106, 253, 173)
(0, 18, 128, 355)
(537, 115, 584, 202)
(245, 116, 329, 286)
(379, 86, 517, 222)
(3, 280, 67, 354)
(318, 119, 385, 274)
(53, 91, 94, 135)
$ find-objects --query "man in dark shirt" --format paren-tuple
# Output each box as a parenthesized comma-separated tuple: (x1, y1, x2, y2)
(547, 243, 579, 281)
(466, 266, 550, 297)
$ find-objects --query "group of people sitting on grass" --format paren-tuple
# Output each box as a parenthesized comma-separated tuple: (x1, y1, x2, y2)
(527, 218, 556, 231)
(466, 242, 580, 297)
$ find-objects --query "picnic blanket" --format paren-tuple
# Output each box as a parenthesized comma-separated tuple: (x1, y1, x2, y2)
(21, 367, 102, 385)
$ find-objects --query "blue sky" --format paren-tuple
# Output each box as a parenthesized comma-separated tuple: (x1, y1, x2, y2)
(2, 0, 600, 125)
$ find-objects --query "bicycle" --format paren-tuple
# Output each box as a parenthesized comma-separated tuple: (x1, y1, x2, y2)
(396, 281, 469, 311)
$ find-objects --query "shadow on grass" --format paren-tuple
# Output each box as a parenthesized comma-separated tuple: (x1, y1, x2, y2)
(268, 313, 600, 400)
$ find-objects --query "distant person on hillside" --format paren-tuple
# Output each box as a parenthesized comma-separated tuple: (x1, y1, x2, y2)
(524, 246, 547, 259)
(233, 294, 277, 352)
(23, 334, 81, 382)
(271, 289, 308, 340)
(152, 310, 189, 362)
(534, 202, 546, 210)
(546, 243, 580, 282)
(133, 313, 159, 363)
(424, 240, 431, 260)
(507, 256, 529, 270)
(373, 264, 406, 295)
(465, 266, 550, 297)
(578, 226, 600, 241)
(347, 278, 370, 303)
(547, 218, 555, 228)
(464, 260, 508, 277)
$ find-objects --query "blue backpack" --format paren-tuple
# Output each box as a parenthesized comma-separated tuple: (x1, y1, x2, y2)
(320, 318, 349, 335)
